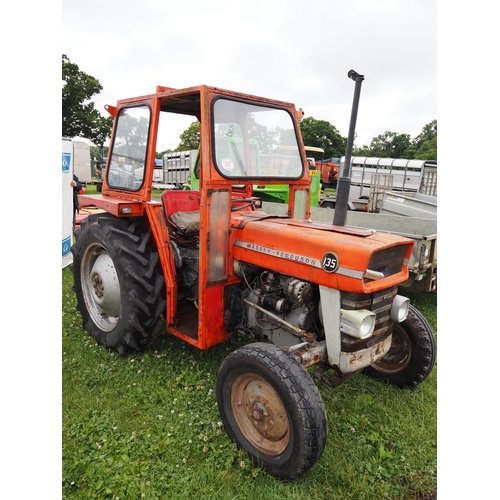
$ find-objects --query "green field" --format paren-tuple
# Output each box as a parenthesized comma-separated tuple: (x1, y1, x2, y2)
(63, 252, 436, 500)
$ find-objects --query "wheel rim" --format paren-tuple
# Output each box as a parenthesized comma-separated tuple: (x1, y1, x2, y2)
(230, 373, 290, 457)
(80, 242, 121, 332)
(371, 325, 412, 374)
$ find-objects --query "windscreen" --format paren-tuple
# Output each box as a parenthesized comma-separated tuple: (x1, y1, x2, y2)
(107, 105, 150, 191)
(212, 98, 304, 180)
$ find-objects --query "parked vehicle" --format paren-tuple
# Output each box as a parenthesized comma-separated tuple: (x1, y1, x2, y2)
(62, 138, 92, 184)
(318, 157, 340, 188)
(153, 150, 198, 189)
(183, 146, 322, 207)
(246, 145, 322, 206)
(71, 80, 436, 480)
(319, 157, 437, 212)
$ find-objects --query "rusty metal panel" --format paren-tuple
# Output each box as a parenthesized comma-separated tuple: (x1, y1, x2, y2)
(339, 334, 392, 373)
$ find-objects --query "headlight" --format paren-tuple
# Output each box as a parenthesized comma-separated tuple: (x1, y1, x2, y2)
(340, 309, 376, 339)
(390, 294, 410, 323)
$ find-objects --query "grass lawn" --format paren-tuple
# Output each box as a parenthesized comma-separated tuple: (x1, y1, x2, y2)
(63, 192, 437, 499)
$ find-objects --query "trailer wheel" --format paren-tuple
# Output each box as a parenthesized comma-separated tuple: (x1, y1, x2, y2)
(71, 214, 165, 356)
(216, 343, 327, 480)
(321, 201, 335, 210)
(364, 305, 436, 389)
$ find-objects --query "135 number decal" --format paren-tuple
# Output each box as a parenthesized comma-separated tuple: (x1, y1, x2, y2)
(321, 252, 339, 273)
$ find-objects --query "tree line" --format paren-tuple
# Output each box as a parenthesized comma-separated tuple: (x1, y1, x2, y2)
(62, 55, 436, 162)
(170, 118, 436, 161)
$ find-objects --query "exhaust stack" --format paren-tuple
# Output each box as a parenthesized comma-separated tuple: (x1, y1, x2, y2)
(333, 70, 365, 227)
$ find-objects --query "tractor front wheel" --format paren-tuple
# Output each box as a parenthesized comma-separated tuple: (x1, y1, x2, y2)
(71, 214, 165, 355)
(216, 343, 327, 480)
(364, 304, 436, 388)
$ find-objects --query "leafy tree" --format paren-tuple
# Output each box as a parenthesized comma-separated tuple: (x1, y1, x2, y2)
(214, 117, 282, 155)
(156, 150, 173, 159)
(89, 145, 108, 162)
(175, 115, 438, 162)
(176, 121, 200, 151)
(89, 145, 108, 179)
(410, 120, 437, 160)
(355, 120, 437, 160)
(352, 143, 372, 157)
(413, 136, 437, 160)
(114, 113, 148, 148)
(62, 55, 113, 146)
(413, 120, 437, 150)
(175, 117, 348, 160)
(366, 131, 412, 158)
(299, 117, 347, 160)
(248, 120, 280, 154)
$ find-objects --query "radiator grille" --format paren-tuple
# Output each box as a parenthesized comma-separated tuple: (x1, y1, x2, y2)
(341, 286, 397, 351)
(364, 245, 410, 282)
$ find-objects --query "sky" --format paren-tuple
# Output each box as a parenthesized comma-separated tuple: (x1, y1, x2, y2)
(61, 0, 437, 151)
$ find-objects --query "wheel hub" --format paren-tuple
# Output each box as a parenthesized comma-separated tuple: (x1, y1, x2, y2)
(90, 253, 121, 317)
(231, 374, 290, 456)
(92, 274, 104, 298)
(250, 402, 268, 421)
(372, 325, 411, 374)
(81, 243, 122, 332)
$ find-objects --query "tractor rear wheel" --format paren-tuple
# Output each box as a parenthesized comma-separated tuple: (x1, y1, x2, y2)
(364, 304, 436, 388)
(71, 214, 165, 355)
(216, 343, 327, 480)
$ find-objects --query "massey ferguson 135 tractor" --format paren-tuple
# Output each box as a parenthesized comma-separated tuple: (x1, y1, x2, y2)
(71, 76, 436, 480)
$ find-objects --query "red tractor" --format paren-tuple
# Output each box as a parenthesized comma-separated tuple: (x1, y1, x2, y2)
(71, 81, 435, 480)
(319, 158, 340, 188)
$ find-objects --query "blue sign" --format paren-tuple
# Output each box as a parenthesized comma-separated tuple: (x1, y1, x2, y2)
(62, 236, 72, 257)
(62, 152, 71, 173)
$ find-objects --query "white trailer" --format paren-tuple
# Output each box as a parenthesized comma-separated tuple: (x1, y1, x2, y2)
(152, 150, 198, 189)
(70, 140, 92, 184)
(347, 156, 437, 197)
(62, 138, 96, 267)
(380, 191, 437, 219)
(62, 139, 74, 268)
(320, 157, 437, 213)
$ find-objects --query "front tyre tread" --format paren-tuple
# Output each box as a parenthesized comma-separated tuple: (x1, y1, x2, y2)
(217, 342, 327, 480)
(365, 304, 436, 389)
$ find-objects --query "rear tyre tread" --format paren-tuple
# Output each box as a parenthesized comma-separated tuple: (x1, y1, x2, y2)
(71, 214, 165, 355)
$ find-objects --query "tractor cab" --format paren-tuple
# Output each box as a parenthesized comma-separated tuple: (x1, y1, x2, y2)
(78, 85, 314, 349)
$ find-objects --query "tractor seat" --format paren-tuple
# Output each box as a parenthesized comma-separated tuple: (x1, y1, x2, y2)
(161, 190, 201, 243)
(169, 210, 200, 235)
